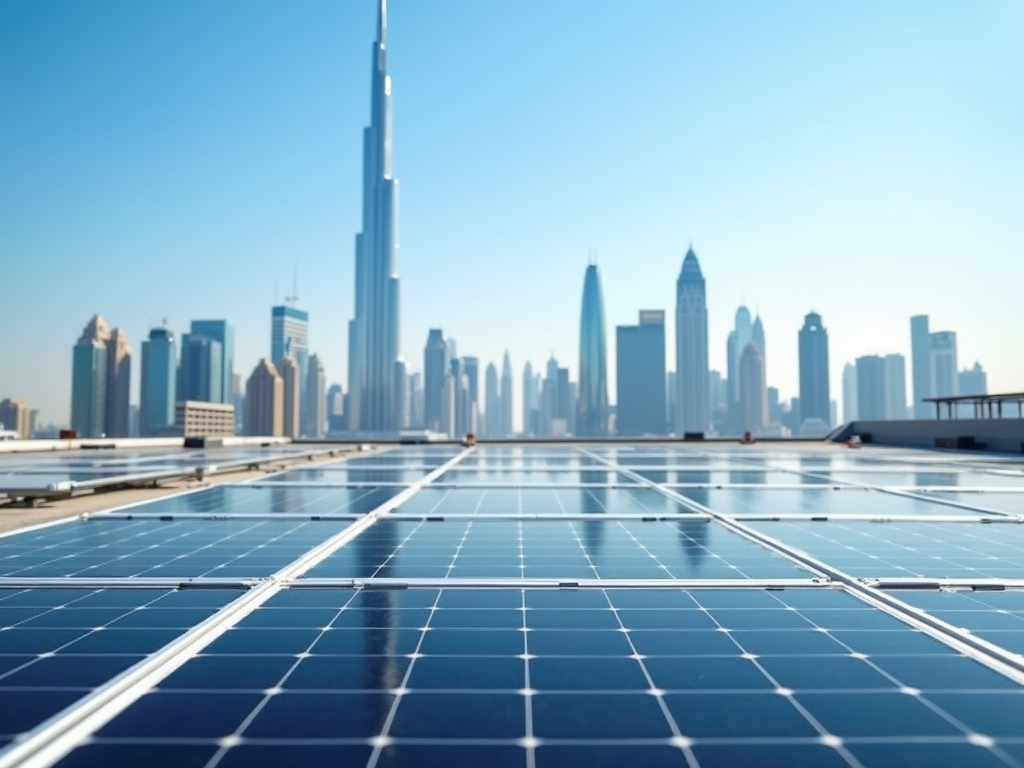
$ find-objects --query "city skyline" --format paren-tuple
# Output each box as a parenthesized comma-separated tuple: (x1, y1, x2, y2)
(2, 0, 1022, 425)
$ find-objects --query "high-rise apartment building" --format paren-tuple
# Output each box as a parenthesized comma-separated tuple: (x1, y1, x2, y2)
(279, 356, 301, 439)
(738, 343, 767, 433)
(675, 248, 709, 434)
(798, 312, 830, 429)
(423, 330, 447, 433)
(140, 327, 177, 437)
(883, 354, 909, 420)
(726, 306, 754, 409)
(500, 352, 514, 438)
(70, 315, 110, 438)
(305, 354, 326, 438)
(347, 1, 401, 432)
(930, 331, 958, 399)
(577, 264, 608, 437)
(484, 363, 500, 438)
(104, 328, 132, 438)
(616, 310, 666, 436)
(959, 362, 987, 396)
(856, 354, 908, 420)
(909, 315, 932, 419)
(178, 334, 223, 403)
(462, 357, 480, 435)
(0, 398, 29, 438)
(189, 320, 233, 405)
(245, 359, 283, 437)
(842, 362, 858, 423)
(522, 362, 538, 436)
(271, 304, 310, 429)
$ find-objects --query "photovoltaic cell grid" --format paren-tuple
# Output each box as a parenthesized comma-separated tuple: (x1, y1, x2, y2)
(49, 588, 1024, 768)
(1, 443, 1024, 768)
(0, 588, 242, 750)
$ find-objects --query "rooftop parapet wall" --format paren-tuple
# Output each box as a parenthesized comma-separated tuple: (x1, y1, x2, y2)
(832, 419, 1024, 453)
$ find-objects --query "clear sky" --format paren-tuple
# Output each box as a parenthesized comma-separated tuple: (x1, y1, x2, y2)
(1, 0, 1022, 427)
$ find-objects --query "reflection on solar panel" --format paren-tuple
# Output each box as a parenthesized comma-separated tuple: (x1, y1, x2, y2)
(0, 443, 1023, 768)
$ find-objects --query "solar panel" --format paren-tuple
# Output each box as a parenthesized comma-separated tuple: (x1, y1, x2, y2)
(43, 587, 1024, 768)
(1, 443, 1023, 768)
(101, 484, 400, 518)
(0, 587, 242, 748)
(0, 519, 351, 578)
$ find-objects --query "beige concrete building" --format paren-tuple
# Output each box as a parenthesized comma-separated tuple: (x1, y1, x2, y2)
(246, 359, 283, 437)
(0, 398, 30, 438)
(279, 356, 300, 439)
(106, 328, 132, 437)
(174, 401, 235, 437)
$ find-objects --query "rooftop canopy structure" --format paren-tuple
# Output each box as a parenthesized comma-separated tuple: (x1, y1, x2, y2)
(924, 392, 1024, 420)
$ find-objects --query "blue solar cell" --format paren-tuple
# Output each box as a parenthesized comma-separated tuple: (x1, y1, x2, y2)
(52, 743, 218, 768)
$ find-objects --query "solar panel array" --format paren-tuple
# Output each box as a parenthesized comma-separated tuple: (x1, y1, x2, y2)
(1, 443, 1024, 768)
(0, 445, 340, 498)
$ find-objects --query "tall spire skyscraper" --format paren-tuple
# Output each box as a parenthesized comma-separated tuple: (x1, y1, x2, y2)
(577, 264, 609, 436)
(675, 247, 709, 434)
(347, 0, 401, 432)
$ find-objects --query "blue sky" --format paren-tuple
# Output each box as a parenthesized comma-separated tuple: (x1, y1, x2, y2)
(1, 0, 1022, 426)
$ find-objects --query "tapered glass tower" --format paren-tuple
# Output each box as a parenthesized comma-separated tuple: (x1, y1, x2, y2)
(675, 247, 709, 434)
(347, 0, 401, 432)
(577, 264, 608, 436)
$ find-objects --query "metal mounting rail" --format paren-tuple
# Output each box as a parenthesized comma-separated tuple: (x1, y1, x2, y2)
(866, 578, 1024, 591)
(85, 513, 366, 522)
(243, 480, 416, 489)
(374, 513, 713, 522)
(0, 577, 259, 590)
(0, 446, 475, 768)
(726, 514, 1014, 523)
(578, 447, 1024, 687)
(286, 577, 831, 590)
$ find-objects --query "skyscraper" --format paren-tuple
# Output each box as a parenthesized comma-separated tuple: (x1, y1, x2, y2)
(462, 357, 480, 435)
(484, 362, 499, 438)
(245, 359, 283, 437)
(727, 306, 753, 409)
(883, 354, 909, 420)
(738, 343, 767, 433)
(675, 247, 709, 434)
(798, 312, 830, 429)
(104, 328, 132, 438)
(616, 310, 666, 436)
(178, 334, 223, 403)
(189, 320, 233, 405)
(910, 315, 932, 419)
(577, 264, 608, 437)
(70, 315, 110, 438)
(959, 362, 987, 396)
(500, 352, 514, 438)
(326, 384, 345, 433)
(930, 331, 958, 399)
(347, 0, 401, 433)
(140, 327, 177, 437)
(522, 361, 538, 436)
(271, 304, 309, 428)
(0, 398, 29, 438)
(423, 329, 447, 433)
(279, 356, 301, 439)
(842, 362, 858, 422)
(305, 354, 326, 438)
(856, 354, 907, 420)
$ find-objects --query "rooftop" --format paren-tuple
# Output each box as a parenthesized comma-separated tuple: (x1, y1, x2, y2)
(1, 441, 1024, 767)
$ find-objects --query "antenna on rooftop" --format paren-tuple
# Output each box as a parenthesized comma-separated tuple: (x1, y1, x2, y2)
(284, 264, 299, 307)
